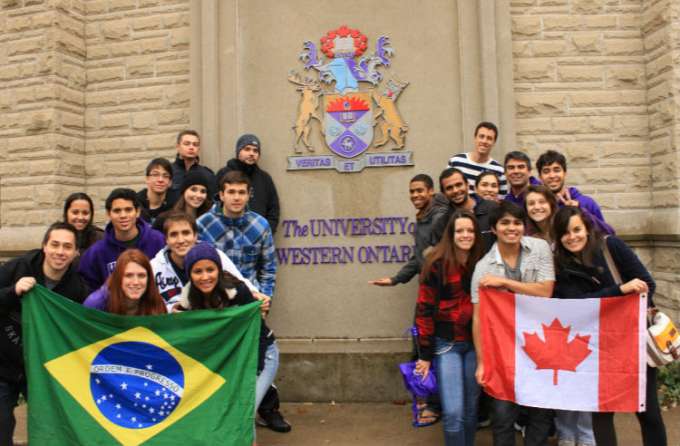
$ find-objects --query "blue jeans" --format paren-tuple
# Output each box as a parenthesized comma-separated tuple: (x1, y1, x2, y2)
(555, 410, 595, 445)
(255, 341, 279, 411)
(433, 338, 480, 446)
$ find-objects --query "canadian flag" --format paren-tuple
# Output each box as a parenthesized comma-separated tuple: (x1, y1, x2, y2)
(479, 288, 647, 413)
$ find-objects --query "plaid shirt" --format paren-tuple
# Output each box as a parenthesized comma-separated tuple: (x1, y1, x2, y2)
(197, 205, 277, 297)
(470, 236, 554, 304)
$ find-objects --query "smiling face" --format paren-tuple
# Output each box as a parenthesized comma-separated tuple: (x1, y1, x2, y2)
(526, 191, 552, 224)
(505, 159, 530, 189)
(493, 213, 525, 245)
(66, 199, 92, 231)
(42, 229, 77, 274)
(561, 215, 588, 254)
(121, 261, 148, 301)
(473, 126, 497, 159)
(441, 172, 469, 206)
(183, 185, 207, 210)
(539, 162, 566, 194)
(453, 217, 476, 252)
(237, 144, 260, 165)
(409, 180, 434, 211)
(107, 198, 140, 234)
(476, 174, 500, 201)
(166, 220, 197, 259)
(190, 259, 220, 295)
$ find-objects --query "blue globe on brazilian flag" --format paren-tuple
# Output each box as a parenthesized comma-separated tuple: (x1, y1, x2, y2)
(22, 285, 260, 445)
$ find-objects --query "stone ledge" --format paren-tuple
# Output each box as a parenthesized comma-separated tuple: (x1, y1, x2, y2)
(278, 338, 411, 354)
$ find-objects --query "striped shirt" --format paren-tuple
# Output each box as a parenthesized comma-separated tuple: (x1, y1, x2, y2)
(470, 236, 554, 304)
(447, 152, 508, 195)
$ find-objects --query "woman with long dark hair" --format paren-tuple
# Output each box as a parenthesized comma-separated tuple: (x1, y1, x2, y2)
(414, 210, 484, 446)
(524, 184, 557, 243)
(83, 249, 166, 316)
(63, 192, 104, 253)
(175, 243, 274, 420)
(153, 170, 213, 232)
(553, 206, 667, 446)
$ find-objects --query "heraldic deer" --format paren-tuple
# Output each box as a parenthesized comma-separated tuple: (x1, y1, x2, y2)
(288, 71, 323, 153)
(371, 77, 409, 149)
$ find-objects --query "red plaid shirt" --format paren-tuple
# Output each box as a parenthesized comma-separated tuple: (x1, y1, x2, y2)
(415, 262, 473, 361)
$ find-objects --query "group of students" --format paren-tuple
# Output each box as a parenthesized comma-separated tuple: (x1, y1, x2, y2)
(0, 130, 286, 446)
(372, 122, 667, 446)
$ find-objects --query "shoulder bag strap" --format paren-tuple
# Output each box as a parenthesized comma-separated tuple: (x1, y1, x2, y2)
(601, 235, 622, 285)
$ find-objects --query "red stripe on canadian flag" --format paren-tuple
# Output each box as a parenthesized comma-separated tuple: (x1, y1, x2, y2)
(479, 288, 646, 413)
(598, 296, 647, 412)
(479, 289, 516, 402)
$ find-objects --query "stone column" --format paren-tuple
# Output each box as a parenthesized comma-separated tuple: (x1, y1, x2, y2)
(643, 0, 680, 319)
(0, 0, 87, 251)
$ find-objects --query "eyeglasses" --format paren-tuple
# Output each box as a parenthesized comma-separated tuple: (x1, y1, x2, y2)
(148, 172, 171, 180)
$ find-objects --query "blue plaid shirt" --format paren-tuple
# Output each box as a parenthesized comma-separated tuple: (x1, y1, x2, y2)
(197, 204, 277, 297)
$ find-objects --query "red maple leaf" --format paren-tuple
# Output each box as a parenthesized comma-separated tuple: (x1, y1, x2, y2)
(522, 318, 592, 385)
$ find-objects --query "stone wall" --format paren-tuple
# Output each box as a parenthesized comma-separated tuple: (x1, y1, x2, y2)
(83, 0, 190, 215)
(641, 0, 680, 318)
(0, 0, 87, 230)
(511, 0, 650, 234)
(511, 0, 680, 319)
(0, 0, 191, 243)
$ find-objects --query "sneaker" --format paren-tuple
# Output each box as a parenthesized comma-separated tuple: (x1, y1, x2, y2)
(477, 417, 491, 429)
(256, 409, 292, 433)
(513, 422, 526, 438)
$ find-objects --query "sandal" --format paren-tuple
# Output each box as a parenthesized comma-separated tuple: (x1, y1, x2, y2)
(413, 402, 440, 427)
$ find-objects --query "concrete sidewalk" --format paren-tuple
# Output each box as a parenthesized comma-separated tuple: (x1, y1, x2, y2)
(15, 402, 680, 445)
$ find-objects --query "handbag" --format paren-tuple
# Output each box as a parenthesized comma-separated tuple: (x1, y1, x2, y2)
(602, 237, 680, 367)
(398, 261, 447, 427)
(398, 327, 438, 427)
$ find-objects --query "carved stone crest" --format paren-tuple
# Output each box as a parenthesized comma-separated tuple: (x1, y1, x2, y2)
(288, 26, 413, 173)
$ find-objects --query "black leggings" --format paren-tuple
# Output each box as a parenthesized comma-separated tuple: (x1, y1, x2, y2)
(592, 366, 667, 446)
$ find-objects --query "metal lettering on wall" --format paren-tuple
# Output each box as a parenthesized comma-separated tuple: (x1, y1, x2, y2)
(288, 25, 413, 173)
(277, 217, 415, 265)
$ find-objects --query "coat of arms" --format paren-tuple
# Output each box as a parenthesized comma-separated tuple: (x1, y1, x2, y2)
(287, 26, 413, 173)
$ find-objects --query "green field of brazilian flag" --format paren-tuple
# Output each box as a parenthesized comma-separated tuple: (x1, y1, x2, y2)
(22, 285, 261, 445)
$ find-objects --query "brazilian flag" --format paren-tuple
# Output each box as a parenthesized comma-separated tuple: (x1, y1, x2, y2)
(22, 285, 261, 445)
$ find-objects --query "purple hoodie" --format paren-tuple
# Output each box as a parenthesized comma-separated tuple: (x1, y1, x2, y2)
(83, 285, 109, 311)
(503, 176, 542, 207)
(78, 220, 165, 290)
(561, 186, 615, 235)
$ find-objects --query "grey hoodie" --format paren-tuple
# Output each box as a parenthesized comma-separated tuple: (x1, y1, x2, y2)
(391, 199, 449, 285)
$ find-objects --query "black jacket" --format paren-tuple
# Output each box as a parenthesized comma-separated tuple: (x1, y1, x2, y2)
(0, 250, 89, 382)
(430, 193, 498, 254)
(170, 155, 217, 203)
(216, 158, 281, 234)
(136, 189, 174, 225)
(553, 236, 655, 306)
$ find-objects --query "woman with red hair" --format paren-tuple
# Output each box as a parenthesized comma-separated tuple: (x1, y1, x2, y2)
(83, 249, 166, 316)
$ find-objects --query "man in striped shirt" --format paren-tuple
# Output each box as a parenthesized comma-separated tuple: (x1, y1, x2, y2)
(448, 122, 508, 196)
